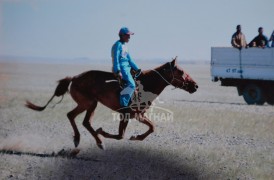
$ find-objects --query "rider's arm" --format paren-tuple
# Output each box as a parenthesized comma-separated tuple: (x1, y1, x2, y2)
(127, 53, 139, 71)
(112, 42, 121, 73)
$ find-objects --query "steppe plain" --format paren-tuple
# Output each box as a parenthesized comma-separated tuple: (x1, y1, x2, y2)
(0, 61, 273, 179)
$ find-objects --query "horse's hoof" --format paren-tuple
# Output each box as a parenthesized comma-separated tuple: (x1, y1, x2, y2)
(70, 148, 80, 157)
(74, 137, 80, 147)
(97, 143, 105, 150)
(129, 135, 138, 141)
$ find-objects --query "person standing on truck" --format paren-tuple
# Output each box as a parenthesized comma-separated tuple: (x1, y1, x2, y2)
(269, 30, 274, 47)
(231, 25, 248, 50)
(248, 27, 269, 48)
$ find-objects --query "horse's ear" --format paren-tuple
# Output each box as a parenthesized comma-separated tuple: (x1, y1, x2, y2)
(171, 56, 178, 68)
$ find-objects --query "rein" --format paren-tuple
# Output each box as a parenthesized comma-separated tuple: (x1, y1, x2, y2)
(151, 69, 173, 86)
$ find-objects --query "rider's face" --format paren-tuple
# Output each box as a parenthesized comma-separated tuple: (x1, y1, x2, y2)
(121, 34, 130, 43)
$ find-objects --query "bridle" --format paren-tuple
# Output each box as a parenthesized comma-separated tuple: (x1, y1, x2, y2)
(151, 62, 189, 90)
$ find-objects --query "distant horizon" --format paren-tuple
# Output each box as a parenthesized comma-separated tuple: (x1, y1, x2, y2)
(0, 54, 210, 65)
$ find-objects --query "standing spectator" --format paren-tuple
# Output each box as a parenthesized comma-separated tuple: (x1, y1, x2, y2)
(249, 27, 269, 48)
(231, 25, 247, 50)
(269, 30, 274, 47)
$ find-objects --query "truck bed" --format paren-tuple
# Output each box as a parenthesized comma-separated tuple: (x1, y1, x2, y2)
(211, 47, 274, 81)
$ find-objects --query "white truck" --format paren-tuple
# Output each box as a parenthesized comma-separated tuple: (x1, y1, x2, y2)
(211, 47, 274, 105)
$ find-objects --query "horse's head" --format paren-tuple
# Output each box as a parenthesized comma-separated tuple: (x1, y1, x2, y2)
(157, 57, 198, 93)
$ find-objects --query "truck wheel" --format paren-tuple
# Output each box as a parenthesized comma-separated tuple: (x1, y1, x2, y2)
(243, 84, 265, 105)
(266, 87, 274, 105)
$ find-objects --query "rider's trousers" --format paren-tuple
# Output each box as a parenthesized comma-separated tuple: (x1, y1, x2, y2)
(120, 66, 136, 107)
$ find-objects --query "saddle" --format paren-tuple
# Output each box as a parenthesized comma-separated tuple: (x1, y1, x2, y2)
(116, 69, 142, 105)
(116, 69, 142, 89)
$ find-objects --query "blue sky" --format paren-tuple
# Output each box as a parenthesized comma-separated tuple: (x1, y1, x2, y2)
(0, 0, 274, 62)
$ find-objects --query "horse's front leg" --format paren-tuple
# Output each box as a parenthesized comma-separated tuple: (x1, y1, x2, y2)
(130, 115, 155, 141)
(67, 106, 85, 147)
(96, 113, 129, 140)
(82, 103, 105, 150)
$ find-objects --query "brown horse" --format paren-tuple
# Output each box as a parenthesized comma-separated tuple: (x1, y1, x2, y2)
(26, 57, 198, 149)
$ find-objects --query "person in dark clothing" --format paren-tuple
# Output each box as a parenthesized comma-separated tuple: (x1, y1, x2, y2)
(249, 27, 269, 48)
(269, 30, 274, 47)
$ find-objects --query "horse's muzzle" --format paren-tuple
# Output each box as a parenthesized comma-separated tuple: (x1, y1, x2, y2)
(189, 84, 198, 94)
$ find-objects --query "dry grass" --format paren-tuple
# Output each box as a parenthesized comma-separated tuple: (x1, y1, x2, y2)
(0, 62, 273, 179)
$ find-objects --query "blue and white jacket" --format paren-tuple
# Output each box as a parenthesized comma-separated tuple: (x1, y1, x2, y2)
(111, 40, 139, 73)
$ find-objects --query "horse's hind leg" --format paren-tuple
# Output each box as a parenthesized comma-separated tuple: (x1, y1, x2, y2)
(129, 115, 155, 141)
(96, 114, 129, 140)
(82, 102, 104, 150)
(67, 106, 85, 147)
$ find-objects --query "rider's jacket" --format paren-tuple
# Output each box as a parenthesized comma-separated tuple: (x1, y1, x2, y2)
(111, 40, 139, 73)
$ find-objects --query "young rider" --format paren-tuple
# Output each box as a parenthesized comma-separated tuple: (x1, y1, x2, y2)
(111, 27, 141, 107)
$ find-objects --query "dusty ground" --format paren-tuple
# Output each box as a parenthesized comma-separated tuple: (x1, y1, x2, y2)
(0, 62, 273, 179)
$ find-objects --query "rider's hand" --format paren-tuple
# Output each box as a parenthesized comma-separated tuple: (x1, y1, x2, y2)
(135, 69, 142, 77)
(117, 72, 122, 79)
(115, 71, 122, 79)
(115, 71, 123, 87)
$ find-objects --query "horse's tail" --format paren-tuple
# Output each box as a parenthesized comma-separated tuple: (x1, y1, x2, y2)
(25, 77, 73, 111)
